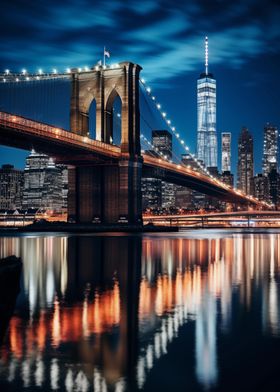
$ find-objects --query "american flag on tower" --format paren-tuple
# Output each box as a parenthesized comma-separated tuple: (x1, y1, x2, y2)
(104, 48, 110, 58)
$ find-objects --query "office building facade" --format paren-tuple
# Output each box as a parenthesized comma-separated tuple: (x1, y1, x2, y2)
(237, 127, 254, 195)
(221, 132, 231, 172)
(23, 150, 67, 212)
(0, 164, 24, 209)
(262, 124, 278, 176)
(253, 174, 269, 202)
(152, 130, 175, 209)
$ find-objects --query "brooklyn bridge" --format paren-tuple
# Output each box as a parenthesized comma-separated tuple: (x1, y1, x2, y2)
(0, 62, 269, 224)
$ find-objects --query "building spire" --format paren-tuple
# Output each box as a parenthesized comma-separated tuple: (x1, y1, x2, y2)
(205, 36, 208, 75)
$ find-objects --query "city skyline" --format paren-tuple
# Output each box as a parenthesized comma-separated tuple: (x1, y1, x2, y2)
(0, 1, 279, 176)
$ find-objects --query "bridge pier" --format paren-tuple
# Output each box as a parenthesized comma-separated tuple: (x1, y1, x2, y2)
(67, 158, 143, 225)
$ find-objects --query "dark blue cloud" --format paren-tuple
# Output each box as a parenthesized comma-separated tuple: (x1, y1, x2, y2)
(1, 0, 279, 81)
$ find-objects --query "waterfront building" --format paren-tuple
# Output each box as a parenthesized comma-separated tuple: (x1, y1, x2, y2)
(237, 127, 254, 195)
(23, 150, 67, 212)
(262, 123, 278, 176)
(57, 164, 68, 211)
(253, 174, 269, 202)
(175, 186, 193, 209)
(0, 164, 23, 209)
(221, 132, 231, 172)
(268, 169, 280, 206)
(41, 158, 64, 211)
(142, 178, 162, 211)
(197, 37, 217, 168)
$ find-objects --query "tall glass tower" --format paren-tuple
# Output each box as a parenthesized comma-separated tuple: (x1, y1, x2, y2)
(197, 37, 217, 168)
(262, 123, 278, 176)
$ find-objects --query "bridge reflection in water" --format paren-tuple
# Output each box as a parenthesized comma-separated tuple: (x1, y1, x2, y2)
(0, 233, 280, 391)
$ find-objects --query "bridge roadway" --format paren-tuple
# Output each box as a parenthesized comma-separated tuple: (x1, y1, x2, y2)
(0, 111, 267, 207)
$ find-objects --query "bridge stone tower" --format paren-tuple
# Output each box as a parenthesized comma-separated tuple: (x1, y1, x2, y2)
(68, 62, 143, 225)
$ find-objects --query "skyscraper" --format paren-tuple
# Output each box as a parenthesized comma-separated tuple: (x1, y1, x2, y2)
(23, 150, 67, 212)
(141, 130, 173, 211)
(197, 37, 217, 168)
(268, 169, 280, 206)
(141, 178, 162, 210)
(262, 123, 278, 176)
(237, 127, 254, 195)
(152, 130, 175, 208)
(0, 164, 23, 209)
(221, 132, 231, 172)
(253, 174, 269, 201)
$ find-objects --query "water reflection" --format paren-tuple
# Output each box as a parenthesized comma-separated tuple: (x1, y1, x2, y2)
(0, 233, 280, 391)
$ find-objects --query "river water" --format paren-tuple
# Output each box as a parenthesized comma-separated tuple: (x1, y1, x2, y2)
(0, 230, 280, 391)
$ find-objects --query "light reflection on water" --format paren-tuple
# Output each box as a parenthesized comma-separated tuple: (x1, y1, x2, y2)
(0, 232, 280, 391)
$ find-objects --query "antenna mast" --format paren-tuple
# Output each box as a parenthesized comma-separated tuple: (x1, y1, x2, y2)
(205, 36, 208, 75)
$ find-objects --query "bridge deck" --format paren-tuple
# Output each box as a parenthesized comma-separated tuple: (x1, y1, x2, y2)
(0, 112, 121, 161)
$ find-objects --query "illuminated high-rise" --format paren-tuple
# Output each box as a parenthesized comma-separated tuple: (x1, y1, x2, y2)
(237, 127, 254, 195)
(0, 164, 23, 209)
(197, 37, 217, 168)
(262, 123, 278, 176)
(152, 130, 175, 208)
(23, 150, 67, 212)
(221, 132, 231, 172)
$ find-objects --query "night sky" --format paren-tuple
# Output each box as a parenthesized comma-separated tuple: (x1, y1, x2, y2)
(0, 0, 280, 176)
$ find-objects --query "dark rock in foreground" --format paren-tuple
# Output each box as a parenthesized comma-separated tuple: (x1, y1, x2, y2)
(0, 256, 22, 344)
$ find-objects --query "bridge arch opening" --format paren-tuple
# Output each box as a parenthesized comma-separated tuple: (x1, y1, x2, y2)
(88, 98, 96, 139)
(105, 89, 122, 146)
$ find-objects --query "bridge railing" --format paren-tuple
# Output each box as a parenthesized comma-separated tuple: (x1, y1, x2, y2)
(0, 111, 121, 156)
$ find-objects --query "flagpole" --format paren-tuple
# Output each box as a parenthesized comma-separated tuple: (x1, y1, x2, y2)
(103, 46, 105, 67)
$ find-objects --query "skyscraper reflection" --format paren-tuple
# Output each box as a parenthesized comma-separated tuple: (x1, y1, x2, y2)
(0, 233, 280, 391)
